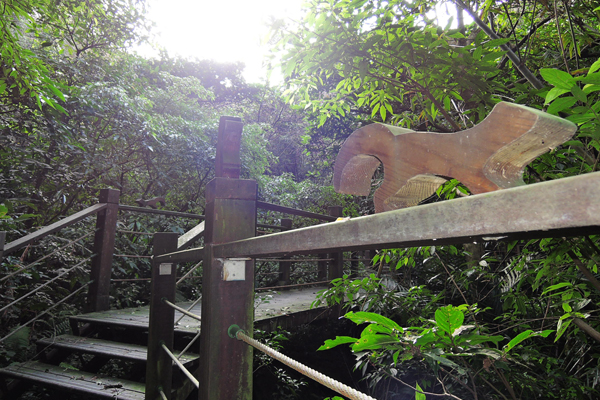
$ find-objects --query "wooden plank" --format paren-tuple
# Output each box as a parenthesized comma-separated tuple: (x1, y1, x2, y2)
(154, 247, 203, 264)
(177, 221, 205, 250)
(3, 203, 107, 256)
(214, 172, 600, 258)
(257, 201, 336, 221)
(0, 361, 145, 400)
(118, 205, 204, 220)
(36, 335, 198, 364)
(70, 286, 332, 336)
(334, 102, 577, 212)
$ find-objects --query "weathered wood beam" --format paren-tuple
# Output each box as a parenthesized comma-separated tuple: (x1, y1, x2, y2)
(119, 205, 204, 220)
(3, 203, 107, 257)
(145, 233, 178, 400)
(199, 177, 257, 400)
(86, 189, 120, 312)
(213, 172, 600, 258)
(257, 201, 336, 221)
(177, 221, 205, 250)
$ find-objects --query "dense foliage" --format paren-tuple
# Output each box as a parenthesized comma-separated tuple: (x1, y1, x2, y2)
(2, 0, 600, 399)
(271, 0, 600, 398)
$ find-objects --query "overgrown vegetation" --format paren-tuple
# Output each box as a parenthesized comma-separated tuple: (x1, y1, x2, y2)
(2, 0, 600, 398)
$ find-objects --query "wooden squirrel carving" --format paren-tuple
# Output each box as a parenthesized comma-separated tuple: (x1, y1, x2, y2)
(333, 102, 577, 213)
(135, 196, 166, 209)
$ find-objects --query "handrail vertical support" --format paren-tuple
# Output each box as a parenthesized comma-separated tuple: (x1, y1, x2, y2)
(86, 188, 120, 312)
(0, 231, 5, 260)
(145, 232, 178, 400)
(327, 206, 344, 281)
(199, 116, 256, 400)
(328, 206, 344, 318)
(278, 219, 292, 287)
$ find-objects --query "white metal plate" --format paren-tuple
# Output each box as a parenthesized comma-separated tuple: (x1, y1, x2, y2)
(222, 258, 247, 281)
(159, 263, 173, 275)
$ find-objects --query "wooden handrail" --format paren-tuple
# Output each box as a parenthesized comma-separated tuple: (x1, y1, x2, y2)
(3, 203, 107, 257)
(213, 172, 600, 258)
(257, 201, 336, 222)
(177, 221, 205, 250)
(118, 205, 204, 219)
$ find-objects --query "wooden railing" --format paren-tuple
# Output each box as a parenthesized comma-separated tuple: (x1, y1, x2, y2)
(144, 110, 600, 400)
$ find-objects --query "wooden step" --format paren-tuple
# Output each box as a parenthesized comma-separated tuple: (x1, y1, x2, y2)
(0, 361, 145, 400)
(37, 334, 199, 365)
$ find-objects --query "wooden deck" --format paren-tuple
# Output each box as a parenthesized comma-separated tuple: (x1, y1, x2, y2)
(1, 361, 146, 400)
(71, 286, 332, 335)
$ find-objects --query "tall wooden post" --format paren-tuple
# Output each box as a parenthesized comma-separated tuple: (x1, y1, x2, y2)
(328, 206, 344, 281)
(278, 218, 292, 286)
(145, 233, 178, 400)
(199, 117, 256, 400)
(86, 189, 120, 312)
(0, 231, 5, 260)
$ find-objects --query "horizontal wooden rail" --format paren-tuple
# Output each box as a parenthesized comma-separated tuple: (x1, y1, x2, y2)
(213, 173, 600, 258)
(119, 205, 204, 220)
(257, 201, 336, 222)
(3, 203, 107, 257)
(178, 221, 205, 250)
(257, 223, 285, 230)
(155, 247, 203, 264)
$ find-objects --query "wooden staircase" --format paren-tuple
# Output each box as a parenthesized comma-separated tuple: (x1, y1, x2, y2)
(0, 313, 200, 400)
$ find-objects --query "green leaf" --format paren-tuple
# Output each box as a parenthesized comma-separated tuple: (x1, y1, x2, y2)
(460, 334, 504, 346)
(434, 305, 464, 335)
(540, 68, 576, 90)
(546, 96, 577, 115)
(484, 38, 510, 48)
(504, 330, 552, 353)
(556, 318, 572, 341)
(589, 58, 600, 75)
(351, 334, 400, 351)
(423, 352, 464, 373)
(345, 311, 403, 332)
(544, 87, 570, 104)
(571, 85, 588, 104)
(579, 73, 600, 85)
(415, 383, 426, 400)
(318, 336, 358, 350)
(543, 282, 572, 295)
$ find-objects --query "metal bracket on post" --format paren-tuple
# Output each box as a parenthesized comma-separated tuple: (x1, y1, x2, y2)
(222, 258, 250, 281)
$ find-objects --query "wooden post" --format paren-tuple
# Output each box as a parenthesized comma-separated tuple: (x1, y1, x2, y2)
(199, 116, 257, 400)
(327, 206, 344, 281)
(0, 231, 5, 260)
(278, 219, 292, 286)
(145, 233, 178, 400)
(350, 251, 359, 278)
(86, 189, 120, 312)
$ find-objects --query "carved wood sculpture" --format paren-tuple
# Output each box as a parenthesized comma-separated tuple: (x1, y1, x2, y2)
(333, 102, 577, 213)
(135, 196, 166, 209)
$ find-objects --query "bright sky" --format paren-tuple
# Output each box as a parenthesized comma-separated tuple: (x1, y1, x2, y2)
(141, 0, 304, 84)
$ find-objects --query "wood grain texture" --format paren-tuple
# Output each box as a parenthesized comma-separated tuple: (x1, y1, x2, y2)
(36, 335, 198, 364)
(333, 102, 577, 212)
(3, 203, 107, 256)
(214, 172, 600, 258)
(0, 361, 145, 400)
